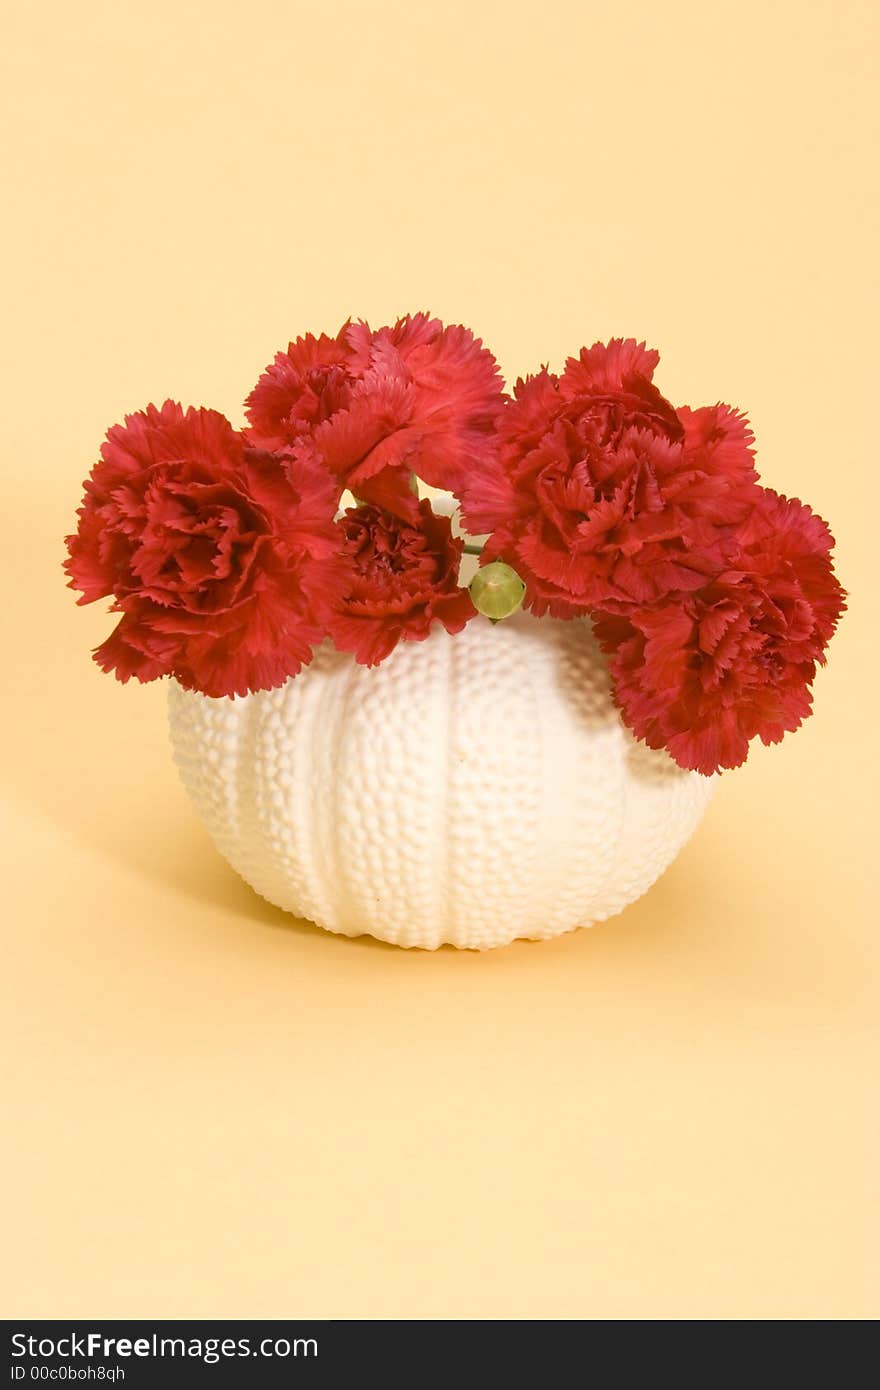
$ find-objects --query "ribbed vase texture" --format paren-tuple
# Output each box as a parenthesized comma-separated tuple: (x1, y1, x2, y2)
(168, 613, 714, 949)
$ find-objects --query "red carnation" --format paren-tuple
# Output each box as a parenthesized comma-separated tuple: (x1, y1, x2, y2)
(243, 324, 360, 449)
(593, 489, 846, 774)
(462, 339, 757, 616)
(245, 314, 504, 517)
(65, 401, 343, 697)
(327, 499, 475, 666)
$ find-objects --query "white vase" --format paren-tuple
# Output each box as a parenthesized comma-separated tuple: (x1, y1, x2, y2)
(168, 613, 715, 950)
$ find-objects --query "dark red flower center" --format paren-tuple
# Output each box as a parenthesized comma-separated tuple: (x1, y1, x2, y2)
(344, 506, 437, 585)
(757, 647, 785, 679)
(119, 464, 267, 611)
(287, 364, 356, 431)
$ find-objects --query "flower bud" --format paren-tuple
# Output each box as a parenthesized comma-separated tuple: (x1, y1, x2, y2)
(469, 561, 526, 621)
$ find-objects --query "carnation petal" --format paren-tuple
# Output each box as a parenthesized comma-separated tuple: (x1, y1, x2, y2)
(560, 338, 661, 395)
(678, 403, 757, 484)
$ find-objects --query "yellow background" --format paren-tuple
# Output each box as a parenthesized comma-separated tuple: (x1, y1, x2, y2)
(2, 0, 876, 1319)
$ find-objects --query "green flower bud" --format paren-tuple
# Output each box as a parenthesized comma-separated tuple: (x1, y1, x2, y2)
(469, 561, 526, 621)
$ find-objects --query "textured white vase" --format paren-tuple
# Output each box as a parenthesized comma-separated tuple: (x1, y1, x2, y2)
(168, 613, 714, 950)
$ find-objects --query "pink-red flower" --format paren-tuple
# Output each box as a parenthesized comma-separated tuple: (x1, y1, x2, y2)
(245, 314, 504, 517)
(65, 401, 343, 697)
(327, 499, 475, 666)
(592, 489, 846, 774)
(244, 322, 364, 448)
(462, 339, 757, 616)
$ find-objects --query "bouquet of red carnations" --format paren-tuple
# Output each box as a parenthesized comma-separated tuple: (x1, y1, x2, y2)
(66, 315, 844, 775)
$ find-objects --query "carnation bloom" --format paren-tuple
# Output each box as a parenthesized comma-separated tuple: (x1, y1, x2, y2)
(245, 313, 504, 517)
(327, 499, 475, 666)
(243, 324, 359, 450)
(462, 339, 757, 616)
(64, 401, 343, 697)
(592, 489, 846, 774)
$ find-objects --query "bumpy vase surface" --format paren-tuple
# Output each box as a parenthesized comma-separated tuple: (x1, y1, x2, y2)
(168, 613, 714, 950)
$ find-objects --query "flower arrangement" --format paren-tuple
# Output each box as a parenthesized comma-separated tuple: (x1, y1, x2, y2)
(66, 315, 844, 776)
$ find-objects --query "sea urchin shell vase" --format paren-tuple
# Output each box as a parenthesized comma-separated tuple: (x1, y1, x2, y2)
(168, 613, 714, 950)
